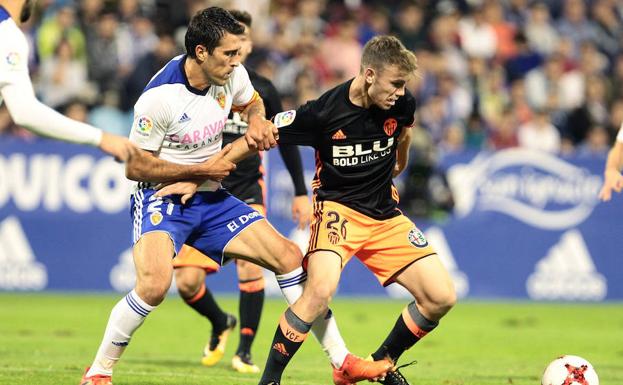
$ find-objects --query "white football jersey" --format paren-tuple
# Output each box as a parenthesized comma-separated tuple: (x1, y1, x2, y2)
(0, 7, 30, 107)
(129, 55, 257, 191)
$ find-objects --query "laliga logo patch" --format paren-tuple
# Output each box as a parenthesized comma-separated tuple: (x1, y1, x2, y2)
(408, 228, 428, 248)
(383, 118, 397, 136)
(136, 116, 153, 135)
(5, 52, 20, 69)
(150, 211, 163, 226)
(274, 110, 296, 128)
(217, 92, 226, 109)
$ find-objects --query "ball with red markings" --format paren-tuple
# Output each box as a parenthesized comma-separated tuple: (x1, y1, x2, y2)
(541, 355, 599, 385)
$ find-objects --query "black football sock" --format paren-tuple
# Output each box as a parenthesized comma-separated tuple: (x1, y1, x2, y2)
(184, 283, 228, 332)
(371, 301, 438, 363)
(259, 307, 311, 384)
(236, 277, 265, 356)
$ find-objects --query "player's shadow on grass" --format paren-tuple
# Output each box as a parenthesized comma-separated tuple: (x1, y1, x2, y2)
(125, 357, 199, 369)
(470, 374, 540, 382)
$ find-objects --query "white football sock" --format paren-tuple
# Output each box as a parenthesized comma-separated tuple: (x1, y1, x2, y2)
(86, 290, 155, 377)
(275, 267, 349, 368)
(311, 309, 349, 368)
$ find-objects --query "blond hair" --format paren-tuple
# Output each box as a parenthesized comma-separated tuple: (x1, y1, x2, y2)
(361, 35, 418, 74)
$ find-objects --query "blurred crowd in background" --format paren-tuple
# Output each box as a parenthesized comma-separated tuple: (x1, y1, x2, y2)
(1, 0, 621, 216)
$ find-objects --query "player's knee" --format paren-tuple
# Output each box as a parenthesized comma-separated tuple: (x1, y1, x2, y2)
(136, 279, 170, 306)
(176, 276, 202, 299)
(307, 281, 333, 307)
(237, 259, 262, 277)
(300, 292, 330, 319)
(438, 289, 457, 315)
(425, 287, 456, 319)
(273, 240, 303, 274)
(174, 268, 204, 299)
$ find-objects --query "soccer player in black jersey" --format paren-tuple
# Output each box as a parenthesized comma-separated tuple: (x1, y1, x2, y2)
(171, 10, 310, 374)
(256, 35, 457, 385)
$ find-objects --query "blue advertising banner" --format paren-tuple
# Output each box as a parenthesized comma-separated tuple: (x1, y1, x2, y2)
(0, 138, 245, 293)
(1, 138, 622, 300)
(436, 149, 623, 301)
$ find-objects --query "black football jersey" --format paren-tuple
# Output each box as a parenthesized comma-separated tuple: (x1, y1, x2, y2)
(278, 79, 415, 220)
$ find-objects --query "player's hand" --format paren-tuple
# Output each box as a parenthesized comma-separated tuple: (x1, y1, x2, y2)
(99, 132, 139, 162)
(155, 180, 200, 204)
(291, 195, 311, 229)
(245, 115, 278, 151)
(392, 163, 403, 178)
(201, 143, 236, 182)
(598, 168, 623, 201)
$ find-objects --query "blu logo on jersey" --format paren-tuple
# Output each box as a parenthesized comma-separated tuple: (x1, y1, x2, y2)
(332, 138, 394, 166)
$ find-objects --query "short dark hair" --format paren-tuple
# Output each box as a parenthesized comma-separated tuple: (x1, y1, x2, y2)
(228, 9, 252, 28)
(185, 7, 245, 57)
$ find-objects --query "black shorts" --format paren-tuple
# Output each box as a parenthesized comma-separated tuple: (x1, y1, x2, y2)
(224, 177, 265, 206)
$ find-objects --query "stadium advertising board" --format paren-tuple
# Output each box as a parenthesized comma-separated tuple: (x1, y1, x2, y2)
(1, 139, 621, 300)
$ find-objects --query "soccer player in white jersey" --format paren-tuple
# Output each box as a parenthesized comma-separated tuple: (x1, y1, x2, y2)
(171, 9, 312, 375)
(598, 125, 623, 201)
(0, 0, 135, 161)
(80, 7, 391, 385)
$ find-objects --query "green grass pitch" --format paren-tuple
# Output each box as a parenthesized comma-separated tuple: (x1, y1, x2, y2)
(0, 293, 621, 385)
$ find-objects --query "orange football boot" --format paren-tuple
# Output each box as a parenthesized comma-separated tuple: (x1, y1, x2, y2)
(79, 367, 112, 385)
(332, 354, 393, 385)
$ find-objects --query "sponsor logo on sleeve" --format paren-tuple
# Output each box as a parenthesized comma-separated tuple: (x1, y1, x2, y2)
(135, 116, 153, 136)
(5, 52, 21, 70)
(274, 110, 296, 128)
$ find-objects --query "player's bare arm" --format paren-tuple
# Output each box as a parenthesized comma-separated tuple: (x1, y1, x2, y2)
(243, 97, 278, 151)
(126, 144, 236, 183)
(393, 125, 413, 178)
(598, 141, 623, 201)
(3, 85, 138, 162)
(291, 195, 311, 229)
(0, 0, 138, 163)
(98, 132, 139, 162)
(154, 136, 259, 201)
(0, 50, 138, 163)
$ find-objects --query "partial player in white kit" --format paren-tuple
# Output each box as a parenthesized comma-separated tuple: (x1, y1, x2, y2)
(80, 7, 390, 385)
(598, 125, 623, 201)
(0, 0, 135, 161)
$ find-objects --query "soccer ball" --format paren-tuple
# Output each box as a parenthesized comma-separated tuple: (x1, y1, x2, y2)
(541, 355, 599, 385)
